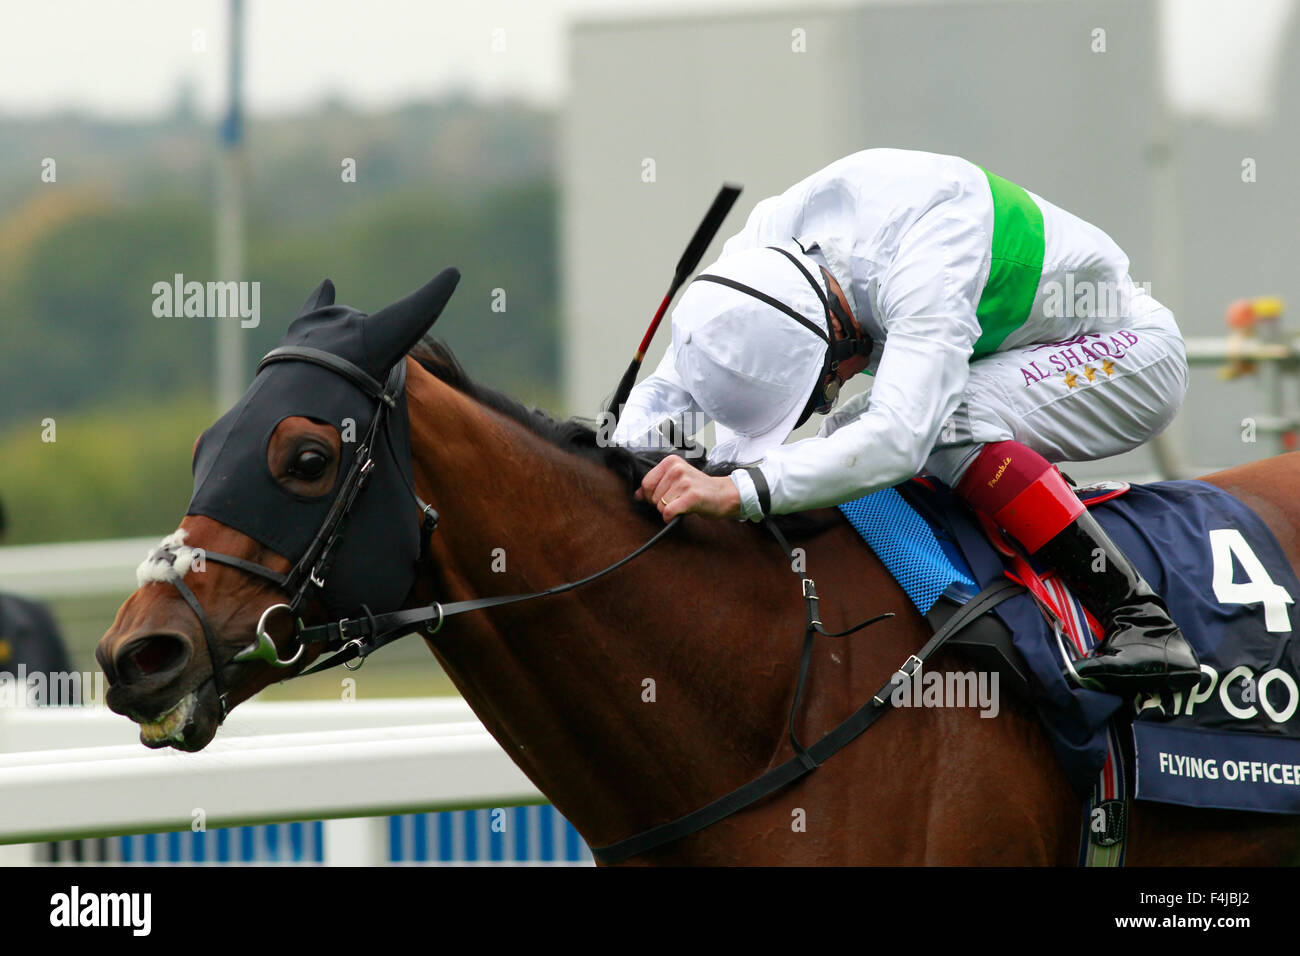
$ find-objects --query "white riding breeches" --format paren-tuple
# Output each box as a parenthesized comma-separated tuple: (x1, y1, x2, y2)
(920, 287, 1189, 486)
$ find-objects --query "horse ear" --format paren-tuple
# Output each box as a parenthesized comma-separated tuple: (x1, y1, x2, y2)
(364, 268, 461, 368)
(299, 278, 336, 315)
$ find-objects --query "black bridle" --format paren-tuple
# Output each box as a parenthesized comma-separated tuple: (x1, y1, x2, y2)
(148, 344, 1021, 863)
(150, 346, 422, 718)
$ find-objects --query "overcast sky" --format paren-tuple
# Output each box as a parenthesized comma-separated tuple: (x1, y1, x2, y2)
(0, 0, 1294, 124)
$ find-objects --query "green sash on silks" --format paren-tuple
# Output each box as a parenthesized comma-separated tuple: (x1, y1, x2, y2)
(973, 169, 1046, 359)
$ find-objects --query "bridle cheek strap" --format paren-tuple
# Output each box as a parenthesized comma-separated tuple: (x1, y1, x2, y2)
(164, 573, 232, 720)
(149, 353, 408, 721)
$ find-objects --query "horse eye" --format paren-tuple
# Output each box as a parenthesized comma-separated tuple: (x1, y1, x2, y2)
(288, 448, 329, 480)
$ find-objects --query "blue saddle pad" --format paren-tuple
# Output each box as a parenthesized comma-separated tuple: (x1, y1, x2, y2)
(838, 487, 976, 613)
(840, 479, 1300, 812)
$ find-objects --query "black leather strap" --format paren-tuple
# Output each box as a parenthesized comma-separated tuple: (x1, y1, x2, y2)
(279, 367, 402, 605)
(258, 346, 395, 407)
(692, 275, 829, 344)
(202, 551, 288, 588)
(588, 563, 1024, 865)
(766, 245, 833, 316)
(768, 245, 871, 364)
(168, 574, 231, 720)
(294, 515, 686, 676)
(741, 466, 772, 517)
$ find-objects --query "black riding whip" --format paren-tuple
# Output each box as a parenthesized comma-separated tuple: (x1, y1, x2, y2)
(605, 183, 742, 425)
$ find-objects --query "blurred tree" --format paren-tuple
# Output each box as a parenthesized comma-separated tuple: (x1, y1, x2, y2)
(0, 99, 560, 543)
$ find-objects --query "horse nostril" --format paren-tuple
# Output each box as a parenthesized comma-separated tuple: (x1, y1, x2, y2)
(117, 633, 192, 683)
(95, 642, 119, 684)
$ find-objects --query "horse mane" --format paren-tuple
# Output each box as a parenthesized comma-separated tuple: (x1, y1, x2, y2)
(409, 338, 841, 538)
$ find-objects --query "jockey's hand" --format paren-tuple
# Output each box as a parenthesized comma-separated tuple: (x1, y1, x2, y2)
(635, 454, 741, 521)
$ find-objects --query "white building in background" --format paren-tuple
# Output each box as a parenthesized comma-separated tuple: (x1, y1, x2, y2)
(562, 0, 1300, 478)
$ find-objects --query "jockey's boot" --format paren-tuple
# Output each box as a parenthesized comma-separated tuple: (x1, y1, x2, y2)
(954, 440, 1200, 695)
(1034, 508, 1201, 694)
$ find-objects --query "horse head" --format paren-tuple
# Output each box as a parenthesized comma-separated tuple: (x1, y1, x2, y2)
(95, 270, 460, 751)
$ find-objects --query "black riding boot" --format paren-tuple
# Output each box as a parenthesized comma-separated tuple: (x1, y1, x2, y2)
(1034, 509, 1201, 694)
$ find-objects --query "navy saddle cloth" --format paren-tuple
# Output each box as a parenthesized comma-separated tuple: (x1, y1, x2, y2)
(841, 478, 1300, 813)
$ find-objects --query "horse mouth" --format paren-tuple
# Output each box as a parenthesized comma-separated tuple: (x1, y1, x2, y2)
(133, 681, 224, 752)
(105, 642, 237, 752)
(137, 691, 197, 748)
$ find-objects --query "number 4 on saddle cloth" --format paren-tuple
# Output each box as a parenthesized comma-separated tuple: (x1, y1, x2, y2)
(840, 478, 1300, 818)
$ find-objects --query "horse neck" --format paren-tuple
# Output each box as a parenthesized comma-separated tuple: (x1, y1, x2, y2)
(401, 360, 804, 849)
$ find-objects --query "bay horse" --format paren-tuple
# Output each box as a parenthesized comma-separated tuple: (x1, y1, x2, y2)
(97, 285, 1300, 865)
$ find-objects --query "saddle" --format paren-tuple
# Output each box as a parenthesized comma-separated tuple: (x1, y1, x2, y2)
(929, 592, 1031, 700)
(842, 475, 1300, 820)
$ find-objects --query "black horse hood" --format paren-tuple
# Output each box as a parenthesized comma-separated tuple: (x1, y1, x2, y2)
(187, 269, 460, 616)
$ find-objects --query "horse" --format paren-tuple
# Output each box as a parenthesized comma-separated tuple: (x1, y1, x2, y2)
(96, 282, 1300, 865)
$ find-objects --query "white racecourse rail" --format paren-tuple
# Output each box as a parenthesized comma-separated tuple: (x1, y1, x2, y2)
(0, 537, 584, 865)
(0, 698, 548, 865)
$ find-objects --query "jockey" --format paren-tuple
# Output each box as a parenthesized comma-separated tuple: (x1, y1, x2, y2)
(613, 148, 1200, 695)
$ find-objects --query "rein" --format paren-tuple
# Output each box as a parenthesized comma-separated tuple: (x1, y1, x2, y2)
(291, 515, 684, 677)
(152, 347, 1023, 863)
